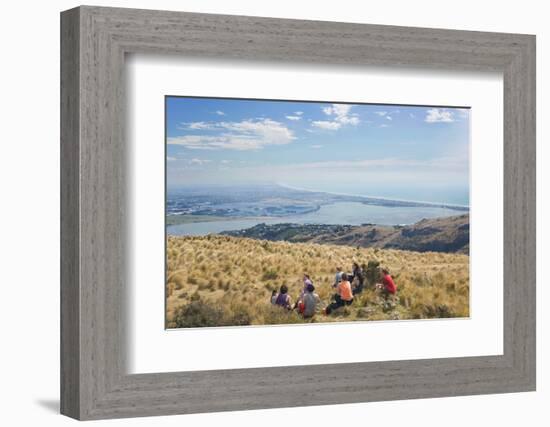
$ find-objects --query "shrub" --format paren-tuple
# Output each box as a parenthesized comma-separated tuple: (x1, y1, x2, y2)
(364, 260, 381, 286)
(173, 301, 226, 328)
(260, 305, 305, 325)
(261, 241, 273, 252)
(422, 304, 455, 318)
(227, 303, 252, 326)
(262, 269, 279, 281)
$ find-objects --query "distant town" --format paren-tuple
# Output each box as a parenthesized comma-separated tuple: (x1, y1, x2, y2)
(166, 184, 468, 221)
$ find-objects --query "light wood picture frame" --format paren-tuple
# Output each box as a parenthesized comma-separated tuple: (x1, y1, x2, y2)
(60, 5, 536, 420)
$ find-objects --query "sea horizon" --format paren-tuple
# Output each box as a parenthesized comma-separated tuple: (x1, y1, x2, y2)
(167, 182, 470, 210)
(274, 182, 470, 209)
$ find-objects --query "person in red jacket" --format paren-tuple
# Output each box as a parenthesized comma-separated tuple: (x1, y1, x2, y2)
(376, 268, 397, 299)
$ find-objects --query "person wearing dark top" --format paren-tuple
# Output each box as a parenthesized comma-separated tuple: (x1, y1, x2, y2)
(351, 262, 365, 295)
(274, 284, 293, 310)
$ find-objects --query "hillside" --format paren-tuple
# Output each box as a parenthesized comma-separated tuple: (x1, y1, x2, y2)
(222, 214, 469, 254)
(166, 235, 469, 328)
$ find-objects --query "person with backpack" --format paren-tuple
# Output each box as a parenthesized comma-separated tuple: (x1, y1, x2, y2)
(295, 274, 313, 309)
(299, 283, 322, 319)
(274, 284, 292, 310)
(325, 273, 354, 315)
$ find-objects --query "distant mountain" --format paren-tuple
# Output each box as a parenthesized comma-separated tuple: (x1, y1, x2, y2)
(222, 214, 469, 254)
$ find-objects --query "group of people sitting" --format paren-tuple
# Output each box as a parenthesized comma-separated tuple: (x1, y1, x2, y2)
(270, 263, 397, 318)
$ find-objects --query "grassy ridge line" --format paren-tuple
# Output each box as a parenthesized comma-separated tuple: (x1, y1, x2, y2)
(166, 235, 469, 328)
(223, 214, 470, 254)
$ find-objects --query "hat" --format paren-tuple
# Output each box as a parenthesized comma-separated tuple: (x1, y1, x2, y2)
(306, 283, 315, 293)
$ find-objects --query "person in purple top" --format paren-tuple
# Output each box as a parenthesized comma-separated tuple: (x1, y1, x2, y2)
(302, 274, 313, 296)
(274, 284, 292, 310)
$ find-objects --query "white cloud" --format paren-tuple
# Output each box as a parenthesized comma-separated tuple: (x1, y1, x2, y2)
(379, 124, 390, 128)
(294, 111, 304, 116)
(312, 120, 342, 130)
(167, 156, 177, 161)
(386, 116, 392, 121)
(215, 110, 225, 116)
(309, 144, 323, 149)
(409, 113, 415, 118)
(285, 115, 301, 121)
(425, 108, 455, 123)
(313, 103, 359, 130)
(375, 111, 388, 116)
(342, 115, 360, 125)
(322, 106, 333, 115)
(169, 118, 296, 150)
(220, 159, 232, 164)
(323, 104, 352, 121)
(183, 121, 211, 130)
(189, 158, 212, 165)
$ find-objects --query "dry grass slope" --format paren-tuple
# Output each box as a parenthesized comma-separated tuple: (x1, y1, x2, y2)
(166, 235, 469, 328)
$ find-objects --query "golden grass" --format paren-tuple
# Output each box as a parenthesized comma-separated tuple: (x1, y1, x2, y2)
(166, 235, 470, 328)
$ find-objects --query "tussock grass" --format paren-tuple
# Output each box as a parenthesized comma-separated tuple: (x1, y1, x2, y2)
(166, 235, 469, 328)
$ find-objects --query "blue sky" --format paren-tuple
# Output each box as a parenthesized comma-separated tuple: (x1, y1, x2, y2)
(166, 97, 470, 205)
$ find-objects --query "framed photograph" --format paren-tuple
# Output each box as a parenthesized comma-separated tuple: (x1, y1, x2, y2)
(61, 6, 536, 420)
(164, 96, 471, 329)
